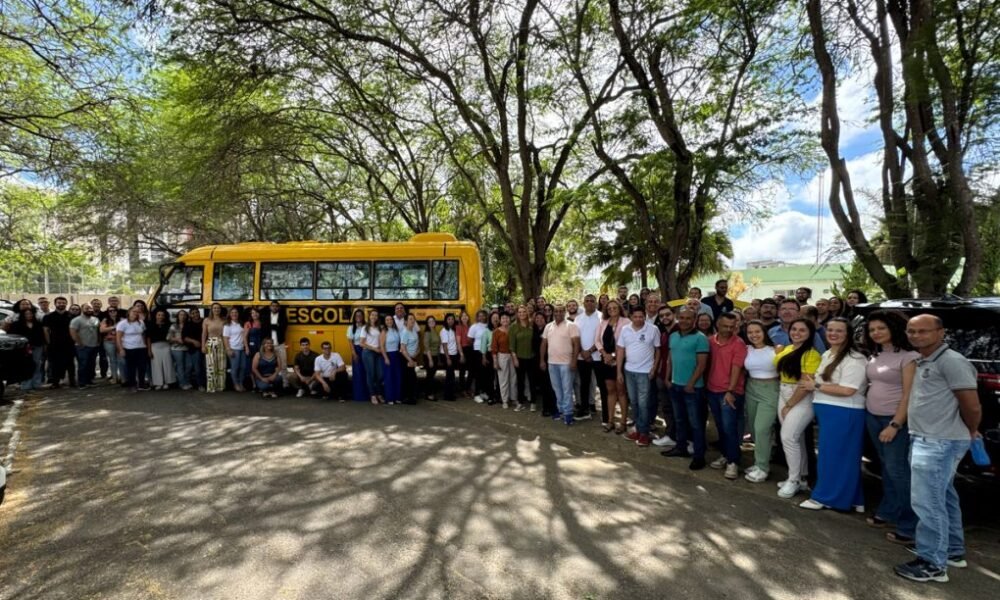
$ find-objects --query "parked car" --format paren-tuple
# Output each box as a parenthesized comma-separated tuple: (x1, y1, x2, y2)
(855, 297, 1000, 480)
(0, 329, 33, 399)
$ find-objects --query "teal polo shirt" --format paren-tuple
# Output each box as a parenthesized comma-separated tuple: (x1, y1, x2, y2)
(669, 330, 710, 387)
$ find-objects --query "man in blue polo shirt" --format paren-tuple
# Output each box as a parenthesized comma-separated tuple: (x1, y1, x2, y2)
(661, 307, 710, 470)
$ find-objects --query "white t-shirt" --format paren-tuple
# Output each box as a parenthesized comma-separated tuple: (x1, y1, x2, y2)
(269, 311, 281, 344)
(116, 320, 146, 350)
(574, 310, 602, 360)
(314, 353, 346, 378)
(362, 326, 380, 349)
(744, 346, 779, 379)
(440, 329, 458, 355)
(467, 322, 487, 347)
(347, 325, 365, 345)
(223, 322, 246, 350)
(616, 322, 661, 373)
(813, 350, 868, 409)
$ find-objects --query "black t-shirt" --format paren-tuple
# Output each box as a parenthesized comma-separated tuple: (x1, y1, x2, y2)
(701, 296, 734, 320)
(11, 320, 46, 347)
(42, 311, 73, 346)
(181, 321, 201, 347)
(295, 350, 316, 377)
(148, 322, 171, 344)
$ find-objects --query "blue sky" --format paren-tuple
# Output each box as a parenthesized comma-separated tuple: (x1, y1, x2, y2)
(726, 70, 886, 269)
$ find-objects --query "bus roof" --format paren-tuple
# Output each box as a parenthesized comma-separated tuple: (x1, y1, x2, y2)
(175, 234, 479, 263)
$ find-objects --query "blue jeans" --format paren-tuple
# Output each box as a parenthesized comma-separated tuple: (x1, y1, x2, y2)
(671, 384, 707, 459)
(171, 349, 190, 388)
(910, 436, 970, 568)
(75, 345, 98, 386)
(103, 340, 123, 381)
(362, 349, 383, 397)
(548, 364, 574, 417)
(708, 391, 746, 463)
(22, 346, 45, 390)
(229, 350, 249, 388)
(188, 348, 205, 388)
(625, 370, 653, 434)
(866, 413, 918, 538)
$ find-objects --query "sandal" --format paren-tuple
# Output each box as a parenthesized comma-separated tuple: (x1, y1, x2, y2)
(866, 516, 890, 528)
(602, 423, 613, 433)
(885, 532, 915, 545)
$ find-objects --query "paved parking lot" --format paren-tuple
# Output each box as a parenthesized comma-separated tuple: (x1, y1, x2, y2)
(1, 386, 998, 599)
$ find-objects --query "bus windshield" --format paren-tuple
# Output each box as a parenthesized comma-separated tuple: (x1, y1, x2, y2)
(156, 264, 204, 305)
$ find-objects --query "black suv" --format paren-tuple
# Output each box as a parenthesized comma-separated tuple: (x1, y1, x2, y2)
(855, 297, 1000, 480)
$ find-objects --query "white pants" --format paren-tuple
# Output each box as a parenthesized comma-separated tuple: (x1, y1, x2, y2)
(150, 341, 177, 387)
(778, 382, 814, 483)
(275, 343, 287, 373)
(496, 353, 517, 406)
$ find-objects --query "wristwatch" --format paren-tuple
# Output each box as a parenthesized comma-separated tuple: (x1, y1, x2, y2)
(889, 421, 901, 430)
(813, 381, 822, 390)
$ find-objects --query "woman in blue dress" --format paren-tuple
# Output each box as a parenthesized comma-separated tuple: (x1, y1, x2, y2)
(347, 309, 369, 402)
(380, 313, 403, 404)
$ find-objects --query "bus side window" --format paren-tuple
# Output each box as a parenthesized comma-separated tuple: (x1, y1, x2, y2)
(317, 261, 371, 300)
(213, 262, 255, 301)
(432, 260, 459, 300)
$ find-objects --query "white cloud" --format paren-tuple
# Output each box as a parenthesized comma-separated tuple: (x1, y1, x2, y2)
(729, 210, 839, 268)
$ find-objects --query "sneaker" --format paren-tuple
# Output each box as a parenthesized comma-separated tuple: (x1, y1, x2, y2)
(687, 441, 694, 454)
(624, 430, 640, 442)
(724, 463, 739, 480)
(906, 547, 967, 568)
(636, 434, 651, 447)
(296, 389, 306, 398)
(503, 402, 509, 409)
(777, 480, 808, 499)
(513, 403, 525, 412)
(564, 416, 575, 426)
(744, 469, 768, 483)
(689, 458, 706, 470)
(652, 435, 677, 448)
(529, 402, 536, 412)
(574, 411, 592, 421)
(799, 499, 826, 510)
(894, 558, 948, 583)
(474, 395, 485, 404)
(710, 457, 728, 470)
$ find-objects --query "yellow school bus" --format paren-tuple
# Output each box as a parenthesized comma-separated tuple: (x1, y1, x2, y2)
(150, 233, 482, 362)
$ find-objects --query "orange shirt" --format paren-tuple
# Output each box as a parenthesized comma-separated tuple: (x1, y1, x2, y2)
(491, 328, 511, 354)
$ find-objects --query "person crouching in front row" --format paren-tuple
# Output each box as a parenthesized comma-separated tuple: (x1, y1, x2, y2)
(314, 341, 349, 401)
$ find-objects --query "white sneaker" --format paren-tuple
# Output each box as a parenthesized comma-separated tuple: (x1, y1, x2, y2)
(296, 389, 305, 398)
(502, 402, 509, 409)
(474, 395, 485, 404)
(744, 469, 768, 483)
(529, 402, 536, 412)
(652, 435, 677, 448)
(778, 480, 805, 499)
(710, 457, 728, 470)
(799, 499, 826, 510)
(724, 463, 739, 480)
(687, 442, 694, 454)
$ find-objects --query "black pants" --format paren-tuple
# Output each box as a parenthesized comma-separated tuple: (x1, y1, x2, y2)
(459, 345, 474, 389)
(48, 345, 75, 385)
(576, 359, 596, 416)
(467, 349, 481, 394)
(98, 343, 109, 378)
(655, 377, 676, 439)
(124, 348, 149, 389)
(425, 354, 439, 398)
(514, 356, 535, 404)
(478, 352, 496, 401)
(534, 361, 557, 414)
(320, 375, 349, 400)
(444, 354, 459, 400)
(402, 363, 418, 404)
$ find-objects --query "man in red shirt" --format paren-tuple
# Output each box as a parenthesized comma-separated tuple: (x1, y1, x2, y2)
(706, 312, 748, 480)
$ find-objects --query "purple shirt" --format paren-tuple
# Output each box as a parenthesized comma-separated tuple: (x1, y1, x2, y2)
(865, 349, 919, 416)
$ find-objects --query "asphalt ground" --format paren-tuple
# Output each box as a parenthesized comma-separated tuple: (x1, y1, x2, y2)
(1, 383, 998, 600)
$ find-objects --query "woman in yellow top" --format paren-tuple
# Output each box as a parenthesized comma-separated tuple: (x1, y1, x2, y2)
(774, 318, 823, 500)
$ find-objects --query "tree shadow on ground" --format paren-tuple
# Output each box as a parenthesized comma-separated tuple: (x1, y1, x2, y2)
(0, 388, 998, 600)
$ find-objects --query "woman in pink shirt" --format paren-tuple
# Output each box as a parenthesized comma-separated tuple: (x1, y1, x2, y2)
(864, 310, 919, 544)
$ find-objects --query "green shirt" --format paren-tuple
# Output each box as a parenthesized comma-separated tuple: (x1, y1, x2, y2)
(509, 323, 534, 358)
(424, 328, 441, 356)
(479, 328, 493, 354)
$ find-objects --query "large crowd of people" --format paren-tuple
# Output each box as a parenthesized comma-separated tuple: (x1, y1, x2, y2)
(1, 282, 982, 584)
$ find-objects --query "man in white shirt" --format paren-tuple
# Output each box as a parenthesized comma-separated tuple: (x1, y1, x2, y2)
(573, 294, 602, 420)
(263, 301, 289, 373)
(617, 305, 661, 447)
(393, 303, 407, 331)
(644, 292, 661, 324)
(314, 341, 348, 401)
(466, 310, 488, 396)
